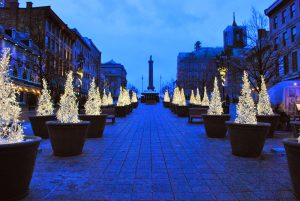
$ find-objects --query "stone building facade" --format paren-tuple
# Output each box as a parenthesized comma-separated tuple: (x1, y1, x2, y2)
(0, 24, 41, 107)
(101, 60, 127, 99)
(265, 0, 300, 81)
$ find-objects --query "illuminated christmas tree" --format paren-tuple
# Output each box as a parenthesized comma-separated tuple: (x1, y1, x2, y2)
(164, 90, 170, 102)
(235, 71, 257, 124)
(257, 76, 274, 115)
(0, 48, 24, 144)
(208, 77, 223, 115)
(107, 92, 113, 105)
(124, 89, 131, 105)
(190, 90, 196, 104)
(201, 86, 209, 106)
(179, 88, 186, 106)
(117, 87, 125, 106)
(172, 87, 180, 105)
(57, 71, 79, 123)
(102, 89, 108, 106)
(131, 91, 138, 103)
(84, 78, 102, 115)
(37, 79, 54, 116)
(195, 88, 201, 105)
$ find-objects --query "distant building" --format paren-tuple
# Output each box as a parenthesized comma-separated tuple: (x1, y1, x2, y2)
(177, 46, 223, 97)
(223, 13, 247, 53)
(0, 24, 41, 107)
(0, 1, 76, 101)
(265, 0, 300, 81)
(100, 60, 127, 98)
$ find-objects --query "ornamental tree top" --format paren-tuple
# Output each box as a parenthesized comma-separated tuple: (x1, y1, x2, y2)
(195, 88, 201, 105)
(257, 76, 274, 115)
(208, 77, 223, 115)
(0, 48, 24, 144)
(37, 79, 54, 116)
(84, 78, 102, 115)
(235, 71, 257, 124)
(117, 86, 124, 106)
(179, 88, 186, 106)
(57, 71, 79, 123)
(172, 87, 180, 105)
(131, 91, 138, 103)
(102, 89, 108, 106)
(108, 92, 113, 105)
(190, 90, 196, 105)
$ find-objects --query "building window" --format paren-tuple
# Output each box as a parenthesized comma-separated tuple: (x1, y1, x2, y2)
(274, 37, 279, 50)
(290, 3, 296, 18)
(291, 27, 296, 42)
(284, 55, 289, 74)
(273, 16, 278, 29)
(283, 32, 288, 46)
(22, 68, 28, 80)
(292, 51, 298, 72)
(282, 9, 287, 24)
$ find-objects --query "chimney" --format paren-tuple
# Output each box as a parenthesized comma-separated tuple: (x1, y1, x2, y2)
(8, 0, 19, 9)
(26, 2, 32, 9)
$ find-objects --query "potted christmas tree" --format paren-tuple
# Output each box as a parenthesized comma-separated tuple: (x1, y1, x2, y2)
(171, 87, 180, 113)
(79, 79, 107, 138)
(116, 87, 127, 117)
(0, 48, 41, 200)
(29, 79, 56, 139)
(107, 91, 114, 107)
(177, 88, 188, 117)
(131, 91, 138, 108)
(201, 86, 209, 109)
(283, 136, 300, 199)
(163, 90, 170, 108)
(101, 89, 109, 109)
(256, 76, 279, 138)
(46, 71, 90, 156)
(203, 78, 231, 138)
(226, 71, 270, 157)
(189, 90, 196, 106)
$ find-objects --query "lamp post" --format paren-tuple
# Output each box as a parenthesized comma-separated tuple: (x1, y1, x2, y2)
(142, 75, 144, 92)
(216, 53, 229, 101)
(218, 65, 227, 101)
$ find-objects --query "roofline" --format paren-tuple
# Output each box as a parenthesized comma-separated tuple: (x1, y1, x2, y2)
(71, 29, 91, 50)
(265, 0, 288, 16)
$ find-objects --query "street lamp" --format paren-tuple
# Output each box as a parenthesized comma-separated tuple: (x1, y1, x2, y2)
(218, 65, 227, 101)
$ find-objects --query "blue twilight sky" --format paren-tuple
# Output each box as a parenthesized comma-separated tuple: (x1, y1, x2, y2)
(20, 0, 274, 92)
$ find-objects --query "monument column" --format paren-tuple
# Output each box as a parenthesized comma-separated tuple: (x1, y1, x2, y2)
(147, 55, 155, 91)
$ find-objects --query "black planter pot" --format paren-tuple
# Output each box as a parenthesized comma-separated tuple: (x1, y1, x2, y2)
(116, 106, 126, 117)
(79, 114, 107, 138)
(257, 115, 280, 138)
(46, 121, 90, 156)
(188, 104, 202, 108)
(0, 136, 41, 201)
(129, 104, 133, 113)
(203, 114, 231, 138)
(163, 102, 170, 108)
(171, 103, 175, 113)
(226, 122, 270, 157)
(283, 139, 300, 199)
(132, 102, 138, 108)
(29, 115, 56, 139)
(177, 105, 188, 117)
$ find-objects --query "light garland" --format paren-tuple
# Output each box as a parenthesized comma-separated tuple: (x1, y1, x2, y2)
(208, 77, 223, 115)
(201, 86, 209, 106)
(235, 71, 257, 124)
(195, 88, 202, 105)
(131, 91, 138, 103)
(179, 88, 186, 106)
(257, 76, 274, 115)
(57, 71, 79, 123)
(190, 90, 196, 105)
(37, 79, 54, 116)
(164, 90, 170, 102)
(102, 89, 108, 106)
(107, 92, 113, 105)
(124, 89, 131, 106)
(84, 78, 102, 115)
(0, 48, 24, 144)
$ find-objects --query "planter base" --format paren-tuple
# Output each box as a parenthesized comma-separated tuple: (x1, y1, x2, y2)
(257, 115, 280, 138)
(226, 122, 270, 157)
(47, 121, 90, 156)
(0, 136, 41, 201)
(203, 114, 231, 138)
(29, 115, 56, 139)
(283, 139, 300, 199)
(79, 115, 107, 138)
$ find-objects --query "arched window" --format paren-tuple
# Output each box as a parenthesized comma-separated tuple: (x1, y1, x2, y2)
(22, 68, 28, 80)
(12, 65, 18, 77)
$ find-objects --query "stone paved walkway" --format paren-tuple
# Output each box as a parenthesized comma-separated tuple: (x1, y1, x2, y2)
(23, 103, 298, 201)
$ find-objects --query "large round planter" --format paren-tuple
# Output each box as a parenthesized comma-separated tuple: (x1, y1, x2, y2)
(132, 102, 138, 108)
(257, 115, 280, 138)
(29, 115, 56, 139)
(163, 102, 170, 108)
(177, 105, 188, 117)
(203, 114, 231, 138)
(188, 104, 202, 108)
(79, 114, 107, 138)
(226, 122, 270, 157)
(116, 106, 126, 117)
(0, 136, 41, 201)
(283, 139, 300, 199)
(46, 121, 90, 157)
